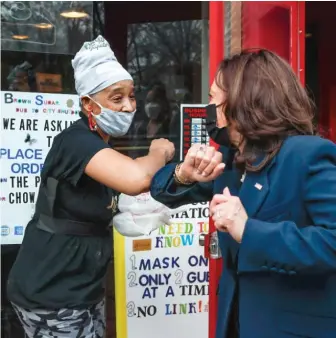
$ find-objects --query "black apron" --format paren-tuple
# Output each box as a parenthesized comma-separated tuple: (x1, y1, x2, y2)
(36, 177, 110, 236)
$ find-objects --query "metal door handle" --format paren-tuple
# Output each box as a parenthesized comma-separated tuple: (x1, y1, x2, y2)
(199, 232, 221, 259)
(199, 233, 206, 247)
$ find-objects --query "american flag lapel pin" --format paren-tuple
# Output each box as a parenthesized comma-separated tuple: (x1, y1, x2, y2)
(254, 183, 263, 190)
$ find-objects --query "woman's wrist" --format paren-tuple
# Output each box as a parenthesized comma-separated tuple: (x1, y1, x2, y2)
(174, 163, 194, 185)
(149, 148, 169, 164)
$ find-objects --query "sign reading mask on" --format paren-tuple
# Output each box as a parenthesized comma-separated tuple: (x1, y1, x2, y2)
(0, 91, 80, 244)
(115, 201, 210, 338)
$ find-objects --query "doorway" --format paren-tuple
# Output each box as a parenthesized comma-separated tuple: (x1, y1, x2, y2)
(103, 2, 210, 338)
(306, 1, 336, 141)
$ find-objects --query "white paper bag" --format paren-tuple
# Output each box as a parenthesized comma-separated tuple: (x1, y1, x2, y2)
(113, 192, 187, 237)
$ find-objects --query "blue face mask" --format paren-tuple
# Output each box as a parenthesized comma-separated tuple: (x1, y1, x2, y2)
(88, 96, 136, 137)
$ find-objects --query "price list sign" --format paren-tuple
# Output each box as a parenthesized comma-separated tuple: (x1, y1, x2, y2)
(180, 104, 209, 160)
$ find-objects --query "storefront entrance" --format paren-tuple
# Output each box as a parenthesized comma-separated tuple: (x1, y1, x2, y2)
(1, 1, 209, 338)
(1, 1, 335, 338)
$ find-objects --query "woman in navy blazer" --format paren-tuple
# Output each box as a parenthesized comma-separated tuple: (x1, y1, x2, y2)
(150, 50, 336, 338)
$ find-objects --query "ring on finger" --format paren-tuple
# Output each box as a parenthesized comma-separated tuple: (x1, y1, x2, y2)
(227, 206, 242, 220)
(215, 210, 222, 219)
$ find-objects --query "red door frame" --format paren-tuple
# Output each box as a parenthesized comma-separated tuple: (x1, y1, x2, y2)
(298, 2, 306, 86)
(208, 2, 224, 338)
(208, 2, 305, 337)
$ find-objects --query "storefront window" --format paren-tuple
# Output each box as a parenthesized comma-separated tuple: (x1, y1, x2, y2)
(1, 2, 101, 337)
(1, 2, 209, 337)
(120, 18, 209, 161)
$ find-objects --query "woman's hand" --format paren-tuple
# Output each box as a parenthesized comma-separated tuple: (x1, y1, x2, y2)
(178, 144, 225, 183)
(210, 187, 248, 243)
(149, 138, 175, 163)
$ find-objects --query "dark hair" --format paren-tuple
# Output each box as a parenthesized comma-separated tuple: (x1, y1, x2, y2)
(148, 82, 167, 98)
(216, 49, 315, 171)
(146, 82, 171, 124)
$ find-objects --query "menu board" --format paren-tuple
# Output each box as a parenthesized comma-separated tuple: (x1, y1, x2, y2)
(114, 201, 209, 338)
(180, 104, 209, 160)
(0, 91, 80, 244)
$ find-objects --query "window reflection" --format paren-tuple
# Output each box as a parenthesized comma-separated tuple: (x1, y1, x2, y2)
(112, 20, 208, 162)
(1, 1, 104, 94)
(1, 3, 209, 163)
(133, 82, 174, 139)
(1, 1, 93, 54)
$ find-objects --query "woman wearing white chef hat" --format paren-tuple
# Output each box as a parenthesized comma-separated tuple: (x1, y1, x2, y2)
(7, 35, 174, 338)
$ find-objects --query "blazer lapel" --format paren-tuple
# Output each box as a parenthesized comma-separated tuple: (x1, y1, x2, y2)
(239, 154, 277, 217)
(229, 157, 276, 261)
(239, 171, 270, 217)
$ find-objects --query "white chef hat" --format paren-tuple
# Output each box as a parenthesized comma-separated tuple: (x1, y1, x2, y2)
(72, 35, 133, 96)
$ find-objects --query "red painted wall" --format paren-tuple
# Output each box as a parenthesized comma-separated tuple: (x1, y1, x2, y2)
(242, 3, 290, 61)
(242, 2, 335, 142)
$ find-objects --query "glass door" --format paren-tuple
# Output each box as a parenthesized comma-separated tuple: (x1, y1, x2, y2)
(105, 2, 211, 338)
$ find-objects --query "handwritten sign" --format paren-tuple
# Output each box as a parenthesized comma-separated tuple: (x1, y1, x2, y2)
(114, 202, 209, 337)
(0, 91, 80, 244)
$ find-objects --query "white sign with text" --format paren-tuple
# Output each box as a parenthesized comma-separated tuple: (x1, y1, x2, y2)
(0, 91, 80, 244)
(122, 202, 210, 338)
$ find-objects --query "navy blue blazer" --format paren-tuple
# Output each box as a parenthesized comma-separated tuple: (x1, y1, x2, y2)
(150, 135, 336, 338)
